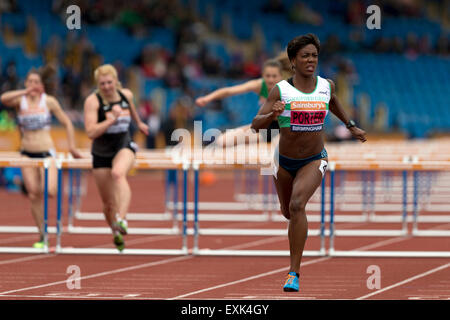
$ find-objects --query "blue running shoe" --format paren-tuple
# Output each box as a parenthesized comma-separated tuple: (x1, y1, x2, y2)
(283, 272, 299, 292)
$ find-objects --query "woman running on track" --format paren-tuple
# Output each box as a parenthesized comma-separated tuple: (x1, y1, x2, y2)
(251, 34, 367, 292)
(196, 55, 293, 147)
(83, 64, 149, 251)
(0, 65, 82, 248)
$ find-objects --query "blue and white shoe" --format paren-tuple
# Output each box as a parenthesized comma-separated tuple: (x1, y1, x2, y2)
(283, 272, 299, 292)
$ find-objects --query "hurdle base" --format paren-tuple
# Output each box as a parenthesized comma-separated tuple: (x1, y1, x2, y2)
(192, 249, 326, 257)
(0, 226, 57, 234)
(328, 249, 450, 258)
(411, 230, 450, 237)
(334, 229, 408, 237)
(56, 247, 189, 255)
(0, 247, 49, 254)
(67, 226, 180, 235)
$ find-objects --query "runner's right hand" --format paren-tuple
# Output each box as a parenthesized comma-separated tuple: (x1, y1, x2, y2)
(272, 100, 285, 118)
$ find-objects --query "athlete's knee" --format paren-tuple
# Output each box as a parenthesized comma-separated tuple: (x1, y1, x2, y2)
(111, 167, 126, 181)
(280, 203, 290, 220)
(289, 198, 307, 218)
(27, 187, 42, 201)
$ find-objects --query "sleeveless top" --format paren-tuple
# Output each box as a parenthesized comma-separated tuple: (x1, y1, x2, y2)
(91, 90, 133, 157)
(276, 76, 331, 132)
(259, 78, 269, 102)
(17, 93, 52, 131)
(259, 78, 279, 134)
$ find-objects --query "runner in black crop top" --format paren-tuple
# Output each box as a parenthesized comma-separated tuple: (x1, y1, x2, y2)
(83, 64, 149, 252)
(91, 90, 135, 158)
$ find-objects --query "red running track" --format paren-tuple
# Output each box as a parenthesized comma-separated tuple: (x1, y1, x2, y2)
(0, 171, 448, 300)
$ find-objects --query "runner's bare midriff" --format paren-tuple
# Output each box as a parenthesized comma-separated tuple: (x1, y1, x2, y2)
(20, 129, 54, 152)
(278, 128, 324, 158)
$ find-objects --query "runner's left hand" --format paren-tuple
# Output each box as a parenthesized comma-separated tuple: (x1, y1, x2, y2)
(69, 148, 83, 159)
(138, 121, 149, 136)
(349, 127, 367, 142)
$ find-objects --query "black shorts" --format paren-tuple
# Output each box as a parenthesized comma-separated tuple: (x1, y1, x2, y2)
(279, 148, 328, 178)
(20, 150, 55, 158)
(92, 143, 137, 169)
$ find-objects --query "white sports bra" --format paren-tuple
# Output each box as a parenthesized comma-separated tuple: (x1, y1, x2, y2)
(17, 93, 52, 131)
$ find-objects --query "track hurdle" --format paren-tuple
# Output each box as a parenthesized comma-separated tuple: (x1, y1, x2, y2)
(411, 170, 450, 237)
(189, 159, 327, 257)
(54, 157, 189, 255)
(71, 149, 181, 224)
(328, 160, 450, 258)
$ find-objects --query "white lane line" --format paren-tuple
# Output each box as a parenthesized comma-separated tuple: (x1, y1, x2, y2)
(352, 236, 413, 251)
(356, 262, 450, 300)
(167, 234, 419, 300)
(0, 255, 191, 295)
(0, 254, 57, 266)
(0, 235, 176, 266)
(167, 257, 331, 300)
(0, 294, 162, 300)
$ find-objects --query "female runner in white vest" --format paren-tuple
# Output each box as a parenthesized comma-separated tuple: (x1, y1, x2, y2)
(0, 66, 82, 248)
(252, 34, 367, 292)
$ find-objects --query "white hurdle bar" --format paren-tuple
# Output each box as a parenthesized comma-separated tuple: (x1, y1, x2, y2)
(54, 158, 189, 255)
(0, 157, 51, 253)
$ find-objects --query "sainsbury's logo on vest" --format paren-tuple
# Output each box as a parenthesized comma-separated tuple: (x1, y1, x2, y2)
(291, 101, 326, 110)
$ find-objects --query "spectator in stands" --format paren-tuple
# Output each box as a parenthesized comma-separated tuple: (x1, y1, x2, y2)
(0, 0, 18, 13)
(136, 46, 168, 79)
(139, 97, 160, 149)
(161, 96, 194, 147)
(373, 36, 391, 53)
(391, 36, 404, 54)
(435, 33, 449, 56)
(1, 60, 19, 92)
(262, 0, 286, 14)
(288, 2, 323, 26)
(418, 34, 432, 55)
(404, 32, 419, 58)
(116, 3, 145, 36)
(346, 0, 365, 26)
(23, 16, 38, 56)
(163, 60, 186, 89)
(43, 35, 62, 67)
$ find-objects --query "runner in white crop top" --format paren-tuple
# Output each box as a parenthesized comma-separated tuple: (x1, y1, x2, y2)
(0, 67, 81, 248)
